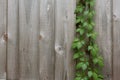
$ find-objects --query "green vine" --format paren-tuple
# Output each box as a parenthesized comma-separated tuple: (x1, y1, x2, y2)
(72, 0, 104, 80)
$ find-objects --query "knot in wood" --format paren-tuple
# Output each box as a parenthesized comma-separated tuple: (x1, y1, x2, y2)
(55, 45, 64, 55)
(3, 33, 8, 42)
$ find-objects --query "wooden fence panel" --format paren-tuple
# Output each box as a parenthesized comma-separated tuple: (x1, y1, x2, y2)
(7, 0, 19, 79)
(64, 0, 76, 80)
(54, 0, 66, 79)
(2, 0, 120, 80)
(19, 0, 40, 79)
(113, 0, 120, 80)
(39, 0, 55, 80)
(54, 0, 76, 80)
(0, 0, 7, 79)
(95, 0, 112, 80)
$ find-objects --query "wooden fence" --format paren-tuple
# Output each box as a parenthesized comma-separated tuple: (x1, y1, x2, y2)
(0, 0, 119, 80)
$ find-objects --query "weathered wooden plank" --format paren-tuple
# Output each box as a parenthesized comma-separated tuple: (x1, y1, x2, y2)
(19, 0, 39, 79)
(54, 0, 66, 80)
(7, 0, 19, 79)
(95, 0, 112, 80)
(113, 0, 120, 80)
(64, 0, 76, 80)
(0, 0, 7, 79)
(39, 0, 55, 80)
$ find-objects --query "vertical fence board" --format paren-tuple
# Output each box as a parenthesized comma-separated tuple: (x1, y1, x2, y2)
(19, 0, 40, 79)
(7, 0, 19, 79)
(95, 0, 112, 80)
(0, 0, 7, 79)
(54, 0, 66, 80)
(64, 0, 76, 80)
(39, 0, 55, 80)
(113, 0, 120, 80)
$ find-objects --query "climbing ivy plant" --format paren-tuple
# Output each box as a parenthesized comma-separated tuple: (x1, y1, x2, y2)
(72, 0, 104, 80)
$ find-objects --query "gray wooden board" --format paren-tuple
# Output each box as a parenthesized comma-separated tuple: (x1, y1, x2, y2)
(64, 0, 76, 80)
(7, 0, 19, 79)
(0, 0, 7, 79)
(39, 0, 55, 80)
(19, 0, 40, 79)
(54, 0, 66, 79)
(95, 0, 112, 80)
(113, 0, 120, 80)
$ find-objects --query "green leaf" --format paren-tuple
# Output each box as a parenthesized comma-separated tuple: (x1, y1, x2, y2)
(79, 52, 85, 56)
(93, 72, 98, 80)
(93, 58, 99, 64)
(88, 46, 93, 51)
(77, 41, 85, 49)
(76, 28, 85, 35)
(88, 71, 93, 77)
(73, 53, 80, 59)
(98, 59, 104, 67)
(72, 42, 77, 49)
(76, 62, 83, 69)
(76, 18, 81, 24)
(84, 11, 89, 16)
(73, 38, 79, 42)
(90, 0, 95, 7)
(82, 63, 87, 70)
(80, 57, 85, 61)
(76, 72, 81, 77)
(74, 77, 82, 80)
(98, 74, 104, 79)
(83, 22, 88, 27)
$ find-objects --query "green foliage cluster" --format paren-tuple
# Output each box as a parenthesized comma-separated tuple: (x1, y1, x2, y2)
(72, 0, 104, 80)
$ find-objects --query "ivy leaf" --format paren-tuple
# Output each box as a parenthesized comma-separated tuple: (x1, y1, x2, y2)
(98, 74, 104, 79)
(76, 72, 81, 77)
(72, 42, 77, 49)
(76, 28, 85, 35)
(73, 38, 79, 42)
(76, 62, 83, 69)
(93, 72, 98, 80)
(84, 11, 89, 16)
(93, 58, 99, 64)
(98, 57, 104, 67)
(88, 24, 93, 30)
(76, 18, 81, 24)
(77, 41, 85, 49)
(87, 32, 97, 40)
(80, 57, 85, 61)
(83, 22, 88, 27)
(73, 53, 80, 59)
(74, 77, 82, 80)
(88, 45, 93, 51)
(90, 0, 95, 7)
(82, 63, 87, 70)
(79, 52, 85, 56)
(88, 71, 93, 77)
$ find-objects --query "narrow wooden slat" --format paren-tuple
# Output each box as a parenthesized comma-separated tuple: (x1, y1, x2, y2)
(95, 0, 112, 80)
(64, 0, 76, 80)
(113, 0, 120, 79)
(54, 0, 66, 79)
(39, 0, 55, 79)
(19, 0, 40, 79)
(0, 0, 7, 79)
(7, 0, 19, 79)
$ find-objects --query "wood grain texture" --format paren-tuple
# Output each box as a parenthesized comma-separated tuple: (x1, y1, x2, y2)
(95, 0, 112, 80)
(54, 0, 66, 79)
(113, 0, 120, 80)
(19, 0, 40, 79)
(0, 0, 7, 79)
(7, 0, 19, 79)
(64, 0, 76, 80)
(39, 0, 55, 80)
